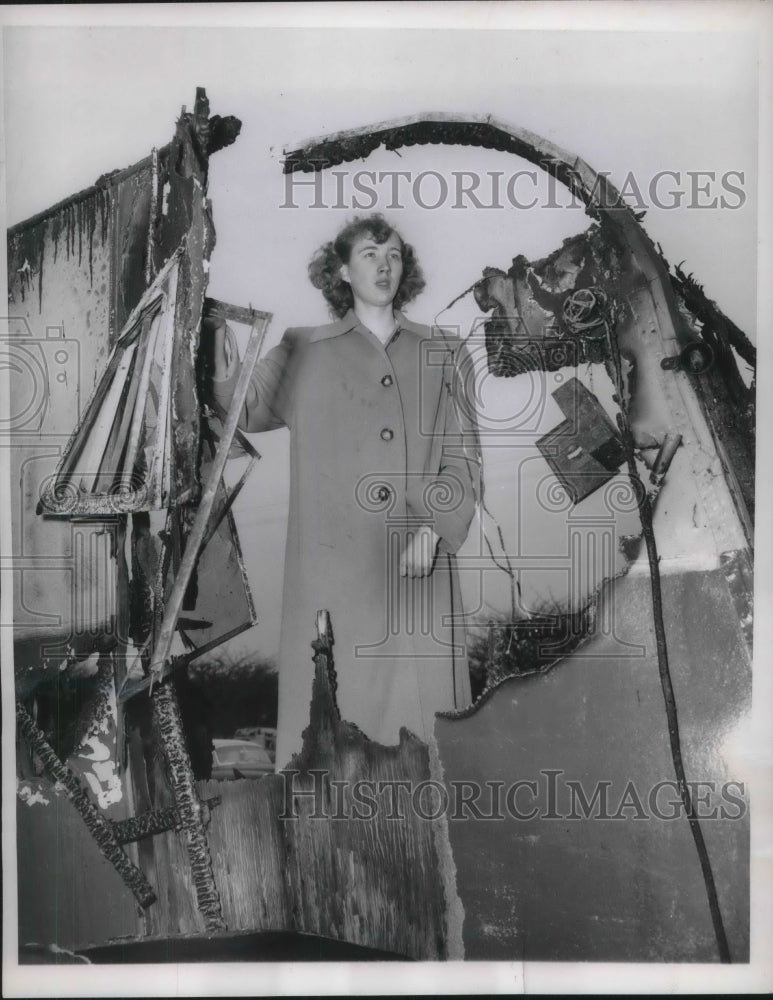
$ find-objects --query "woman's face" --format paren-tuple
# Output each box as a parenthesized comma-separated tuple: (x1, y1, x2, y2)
(340, 231, 404, 310)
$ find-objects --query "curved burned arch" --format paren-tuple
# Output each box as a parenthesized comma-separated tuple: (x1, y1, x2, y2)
(283, 112, 653, 258)
(284, 112, 615, 210)
(283, 112, 754, 358)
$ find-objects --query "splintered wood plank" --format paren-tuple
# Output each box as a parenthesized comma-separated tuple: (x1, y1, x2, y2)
(277, 648, 449, 958)
(95, 313, 152, 494)
(74, 342, 137, 493)
(135, 613, 450, 959)
(147, 263, 178, 507)
(195, 777, 291, 933)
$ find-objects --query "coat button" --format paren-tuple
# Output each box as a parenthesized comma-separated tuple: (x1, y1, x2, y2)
(380, 428, 394, 441)
(381, 374, 393, 387)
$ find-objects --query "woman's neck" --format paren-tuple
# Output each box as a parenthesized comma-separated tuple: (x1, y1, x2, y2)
(353, 302, 397, 344)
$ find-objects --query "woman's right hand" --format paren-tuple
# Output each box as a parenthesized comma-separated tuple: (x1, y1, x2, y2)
(200, 314, 232, 381)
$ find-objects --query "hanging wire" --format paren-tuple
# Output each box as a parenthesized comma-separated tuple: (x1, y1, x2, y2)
(434, 277, 522, 616)
(435, 287, 523, 625)
(434, 276, 486, 325)
(602, 300, 732, 964)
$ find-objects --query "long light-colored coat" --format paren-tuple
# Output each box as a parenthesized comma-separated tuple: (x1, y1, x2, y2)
(213, 308, 481, 768)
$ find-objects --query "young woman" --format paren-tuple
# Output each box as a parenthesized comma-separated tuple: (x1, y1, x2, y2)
(205, 214, 481, 769)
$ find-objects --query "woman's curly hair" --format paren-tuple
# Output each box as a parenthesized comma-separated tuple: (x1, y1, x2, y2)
(308, 213, 425, 318)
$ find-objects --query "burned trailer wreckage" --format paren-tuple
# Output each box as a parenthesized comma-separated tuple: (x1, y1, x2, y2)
(9, 88, 263, 954)
(7, 105, 753, 963)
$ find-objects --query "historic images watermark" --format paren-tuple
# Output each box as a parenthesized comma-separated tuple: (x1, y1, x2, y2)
(279, 768, 747, 823)
(282, 165, 747, 211)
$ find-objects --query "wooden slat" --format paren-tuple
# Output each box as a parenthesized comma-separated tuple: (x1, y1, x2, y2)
(203, 297, 260, 327)
(123, 310, 161, 492)
(93, 334, 143, 493)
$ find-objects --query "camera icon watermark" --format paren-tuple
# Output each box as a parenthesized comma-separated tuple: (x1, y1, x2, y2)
(0, 317, 81, 437)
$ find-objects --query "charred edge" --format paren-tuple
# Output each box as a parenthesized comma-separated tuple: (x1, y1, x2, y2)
(439, 629, 596, 722)
(283, 120, 591, 204)
(442, 566, 630, 722)
(671, 264, 756, 369)
(9, 187, 113, 313)
(719, 548, 754, 659)
(310, 619, 341, 724)
(8, 148, 171, 239)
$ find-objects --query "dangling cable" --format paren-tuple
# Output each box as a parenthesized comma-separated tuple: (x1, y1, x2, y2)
(438, 316, 522, 624)
(603, 304, 732, 964)
(434, 277, 486, 325)
(434, 272, 530, 624)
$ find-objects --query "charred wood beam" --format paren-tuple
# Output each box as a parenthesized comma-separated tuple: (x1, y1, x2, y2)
(152, 682, 225, 931)
(111, 806, 181, 844)
(284, 114, 594, 191)
(110, 796, 221, 845)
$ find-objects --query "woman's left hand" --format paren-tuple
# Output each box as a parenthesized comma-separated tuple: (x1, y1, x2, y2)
(399, 525, 440, 578)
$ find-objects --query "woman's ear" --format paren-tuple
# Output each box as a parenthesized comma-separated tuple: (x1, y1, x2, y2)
(339, 263, 350, 284)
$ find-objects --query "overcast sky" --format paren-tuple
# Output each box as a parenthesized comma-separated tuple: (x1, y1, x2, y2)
(3, 20, 761, 661)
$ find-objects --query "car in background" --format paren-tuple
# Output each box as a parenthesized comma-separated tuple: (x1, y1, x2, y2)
(233, 726, 276, 754)
(211, 738, 274, 780)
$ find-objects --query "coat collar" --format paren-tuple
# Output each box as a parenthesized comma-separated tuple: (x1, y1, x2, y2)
(308, 308, 426, 344)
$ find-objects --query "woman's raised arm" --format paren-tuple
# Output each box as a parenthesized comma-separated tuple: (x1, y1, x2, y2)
(202, 317, 295, 433)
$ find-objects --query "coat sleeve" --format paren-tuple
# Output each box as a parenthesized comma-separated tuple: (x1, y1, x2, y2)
(208, 324, 298, 432)
(409, 337, 482, 555)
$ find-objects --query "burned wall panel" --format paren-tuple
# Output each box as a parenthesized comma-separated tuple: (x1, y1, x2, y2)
(7, 187, 116, 669)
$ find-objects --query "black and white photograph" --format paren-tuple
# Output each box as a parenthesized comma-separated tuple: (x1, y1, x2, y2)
(1, 3, 771, 995)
